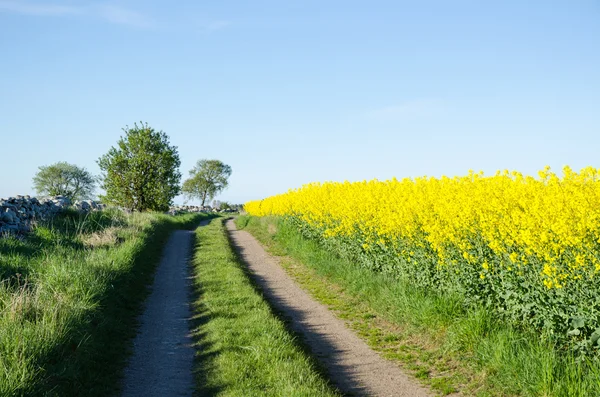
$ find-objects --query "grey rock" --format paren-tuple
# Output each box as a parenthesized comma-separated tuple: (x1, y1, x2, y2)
(3, 224, 18, 232)
(0, 195, 106, 238)
(2, 209, 16, 223)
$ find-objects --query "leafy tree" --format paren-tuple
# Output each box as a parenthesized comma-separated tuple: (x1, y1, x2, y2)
(32, 162, 96, 202)
(97, 122, 181, 211)
(182, 159, 232, 206)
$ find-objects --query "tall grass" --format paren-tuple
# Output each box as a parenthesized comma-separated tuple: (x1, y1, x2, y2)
(237, 215, 600, 397)
(0, 208, 206, 396)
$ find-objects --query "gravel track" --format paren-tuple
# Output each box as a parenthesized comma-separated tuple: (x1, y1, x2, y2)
(120, 223, 207, 397)
(226, 219, 431, 397)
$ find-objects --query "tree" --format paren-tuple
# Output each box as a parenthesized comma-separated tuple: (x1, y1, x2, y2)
(97, 122, 181, 212)
(182, 159, 232, 206)
(32, 162, 96, 202)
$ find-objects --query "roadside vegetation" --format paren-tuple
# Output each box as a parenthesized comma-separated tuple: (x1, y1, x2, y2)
(0, 208, 206, 396)
(236, 215, 600, 397)
(190, 218, 340, 397)
(1, 121, 234, 395)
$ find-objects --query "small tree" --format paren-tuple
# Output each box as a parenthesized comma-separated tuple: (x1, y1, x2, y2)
(182, 159, 232, 206)
(97, 122, 181, 212)
(32, 162, 96, 202)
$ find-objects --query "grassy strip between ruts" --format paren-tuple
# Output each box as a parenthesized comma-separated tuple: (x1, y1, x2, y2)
(190, 217, 340, 397)
(0, 208, 208, 396)
(236, 215, 600, 397)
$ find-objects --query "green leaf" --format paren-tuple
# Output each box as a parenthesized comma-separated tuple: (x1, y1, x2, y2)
(591, 328, 600, 345)
(571, 317, 585, 329)
(567, 329, 581, 336)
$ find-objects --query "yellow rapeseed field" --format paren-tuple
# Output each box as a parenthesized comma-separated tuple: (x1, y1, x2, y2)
(245, 166, 600, 350)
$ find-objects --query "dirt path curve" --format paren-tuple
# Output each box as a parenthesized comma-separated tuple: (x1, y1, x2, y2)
(121, 222, 207, 397)
(226, 219, 431, 397)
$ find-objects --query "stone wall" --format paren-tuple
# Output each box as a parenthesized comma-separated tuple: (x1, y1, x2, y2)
(167, 204, 236, 215)
(167, 205, 211, 215)
(0, 195, 104, 234)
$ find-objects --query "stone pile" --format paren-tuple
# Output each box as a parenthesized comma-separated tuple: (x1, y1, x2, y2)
(0, 195, 104, 234)
(167, 205, 212, 215)
(167, 204, 238, 216)
(74, 199, 105, 212)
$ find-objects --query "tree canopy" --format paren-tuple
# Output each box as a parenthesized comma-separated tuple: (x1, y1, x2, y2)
(182, 159, 232, 206)
(97, 122, 181, 212)
(32, 162, 96, 202)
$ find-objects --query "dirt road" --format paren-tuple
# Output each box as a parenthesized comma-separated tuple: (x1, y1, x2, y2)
(120, 228, 199, 397)
(226, 219, 430, 397)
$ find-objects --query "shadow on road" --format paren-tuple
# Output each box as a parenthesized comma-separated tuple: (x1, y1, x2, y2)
(225, 221, 366, 397)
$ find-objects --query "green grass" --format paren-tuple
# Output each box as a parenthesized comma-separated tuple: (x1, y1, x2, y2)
(190, 218, 340, 397)
(236, 215, 600, 397)
(0, 208, 208, 396)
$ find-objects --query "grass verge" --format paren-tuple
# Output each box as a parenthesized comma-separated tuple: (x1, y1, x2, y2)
(0, 208, 208, 396)
(190, 217, 340, 397)
(236, 215, 600, 397)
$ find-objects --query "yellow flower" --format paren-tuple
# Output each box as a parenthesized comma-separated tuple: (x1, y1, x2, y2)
(244, 166, 600, 293)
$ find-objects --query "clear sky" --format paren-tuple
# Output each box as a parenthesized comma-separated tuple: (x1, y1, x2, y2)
(1, 0, 599, 205)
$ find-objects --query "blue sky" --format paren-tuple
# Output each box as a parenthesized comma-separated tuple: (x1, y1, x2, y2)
(1, 0, 599, 205)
